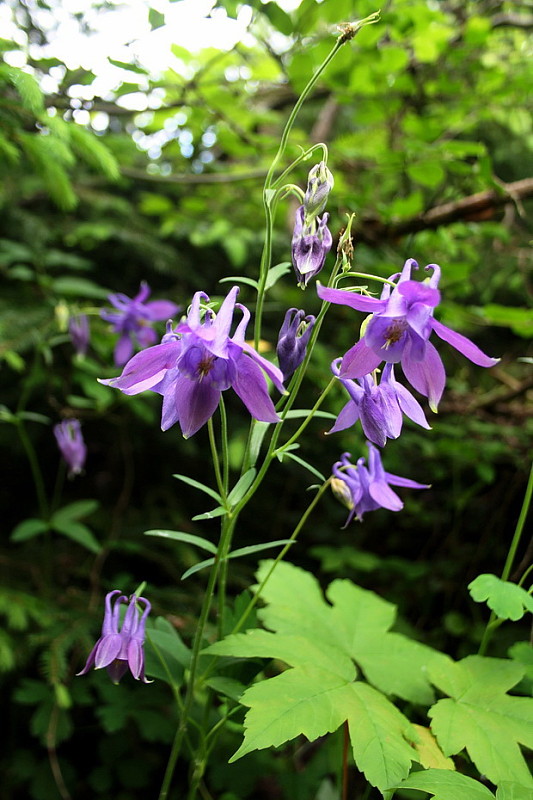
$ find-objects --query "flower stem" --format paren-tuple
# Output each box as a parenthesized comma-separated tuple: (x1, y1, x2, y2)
(231, 478, 332, 634)
(478, 460, 533, 656)
(274, 377, 336, 455)
(207, 417, 226, 503)
(158, 516, 235, 800)
(16, 419, 49, 520)
(254, 34, 347, 350)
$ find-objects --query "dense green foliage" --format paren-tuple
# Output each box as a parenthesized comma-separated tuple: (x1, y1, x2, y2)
(0, 1, 531, 798)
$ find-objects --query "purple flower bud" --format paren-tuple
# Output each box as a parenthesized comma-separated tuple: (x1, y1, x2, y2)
(332, 444, 429, 526)
(77, 591, 152, 684)
(54, 419, 87, 477)
(304, 161, 334, 217)
(292, 205, 333, 289)
(68, 314, 90, 356)
(276, 308, 316, 381)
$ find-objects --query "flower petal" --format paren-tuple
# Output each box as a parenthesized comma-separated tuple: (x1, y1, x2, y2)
(94, 634, 123, 669)
(327, 400, 360, 434)
(317, 283, 387, 313)
(431, 318, 499, 367)
(114, 334, 133, 367)
(402, 339, 446, 412)
(232, 356, 280, 423)
(144, 300, 180, 321)
(385, 472, 430, 490)
(172, 374, 221, 437)
(368, 480, 404, 512)
(100, 342, 180, 395)
(339, 339, 382, 378)
(240, 342, 286, 394)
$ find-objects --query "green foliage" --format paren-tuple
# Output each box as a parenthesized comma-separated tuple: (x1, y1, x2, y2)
(428, 656, 533, 787)
(207, 562, 533, 794)
(469, 574, 533, 621)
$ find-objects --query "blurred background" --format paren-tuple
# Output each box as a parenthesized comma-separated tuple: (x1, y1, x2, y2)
(0, 0, 531, 797)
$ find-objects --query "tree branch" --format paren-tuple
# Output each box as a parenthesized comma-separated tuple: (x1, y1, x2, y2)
(355, 177, 533, 244)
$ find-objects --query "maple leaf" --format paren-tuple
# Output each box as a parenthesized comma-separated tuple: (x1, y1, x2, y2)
(428, 655, 533, 788)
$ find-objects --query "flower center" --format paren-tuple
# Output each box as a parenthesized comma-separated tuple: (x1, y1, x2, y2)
(383, 320, 408, 349)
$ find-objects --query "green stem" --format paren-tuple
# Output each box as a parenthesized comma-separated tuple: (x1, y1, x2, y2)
(501, 460, 533, 583)
(254, 35, 347, 350)
(158, 516, 235, 800)
(218, 396, 229, 496)
(274, 377, 336, 456)
(478, 460, 533, 656)
(207, 417, 226, 502)
(231, 478, 332, 634)
(16, 420, 49, 519)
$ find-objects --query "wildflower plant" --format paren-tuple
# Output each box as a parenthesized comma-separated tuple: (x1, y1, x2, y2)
(10, 10, 532, 800)
(78, 13, 533, 800)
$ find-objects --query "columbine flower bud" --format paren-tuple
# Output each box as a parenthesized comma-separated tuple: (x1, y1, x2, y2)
(54, 419, 87, 477)
(69, 314, 90, 357)
(303, 161, 334, 218)
(276, 308, 316, 381)
(291, 206, 333, 289)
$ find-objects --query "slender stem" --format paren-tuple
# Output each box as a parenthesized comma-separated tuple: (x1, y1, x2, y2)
(231, 479, 332, 634)
(254, 35, 347, 349)
(207, 417, 226, 502)
(478, 460, 533, 656)
(218, 396, 229, 496)
(16, 420, 49, 519)
(217, 516, 238, 638)
(158, 516, 235, 800)
(342, 720, 349, 800)
(501, 461, 533, 582)
(274, 377, 336, 455)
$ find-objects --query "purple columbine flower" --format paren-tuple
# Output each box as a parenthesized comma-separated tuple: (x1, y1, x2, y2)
(328, 360, 430, 447)
(69, 314, 90, 356)
(292, 206, 333, 289)
(276, 308, 316, 381)
(77, 590, 151, 684)
(54, 419, 87, 477)
(317, 259, 499, 411)
(101, 281, 180, 367)
(99, 286, 286, 438)
(331, 444, 429, 526)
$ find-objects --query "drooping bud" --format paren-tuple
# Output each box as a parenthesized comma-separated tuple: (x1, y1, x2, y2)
(291, 205, 333, 289)
(54, 418, 87, 477)
(303, 161, 334, 218)
(69, 314, 90, 357)
(276, 308, 316, 381)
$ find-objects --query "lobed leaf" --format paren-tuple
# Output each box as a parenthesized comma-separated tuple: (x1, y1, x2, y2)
(428, 656, 533, 787)
(393, 767, 495, 800)
(468, 573, 533, 621)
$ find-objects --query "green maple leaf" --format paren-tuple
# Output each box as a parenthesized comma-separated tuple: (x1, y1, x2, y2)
(255, 559, 447, 704)
(428, 655, 533, 788)
(206, 561, 454, 792)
